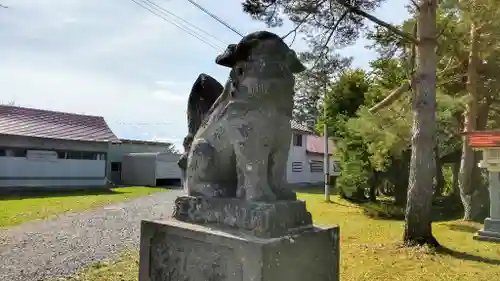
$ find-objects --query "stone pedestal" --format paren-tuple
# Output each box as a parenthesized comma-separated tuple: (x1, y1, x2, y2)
(139, 196, 340, 281)
(475, 218, 500, 242)
(474, 172, 500, 243)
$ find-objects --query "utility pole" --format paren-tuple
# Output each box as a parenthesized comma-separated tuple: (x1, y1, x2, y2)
(322, 62, 330, 202)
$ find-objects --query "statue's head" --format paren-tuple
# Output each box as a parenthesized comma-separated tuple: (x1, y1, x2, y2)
(215, 31, 306, 74)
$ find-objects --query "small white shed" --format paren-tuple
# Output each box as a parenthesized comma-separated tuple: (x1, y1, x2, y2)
(121, 152, 182, 187)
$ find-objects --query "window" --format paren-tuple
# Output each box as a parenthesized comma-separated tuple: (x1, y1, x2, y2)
(81, 151, 97, 160)
(111, 162, 122, 172)
(292, 161, 302, 172)
(332, 161, 341, 173)
(57, 151, 67, 159)
(6, 148, 27, 157)
(0, 149, 5, 157)
(67, 151, 82, 159)
(310, 160, 323, 173)
(58, 151, 105, 160)
(292, 133, 303, 147)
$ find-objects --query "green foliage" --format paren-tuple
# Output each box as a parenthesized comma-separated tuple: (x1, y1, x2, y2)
(326, 69, 369, 118)
(315, 53, 465, 202)
(348, 103, 411, 171)
(241, 0, 384, 130)
(240, 0, 499, 212)
(362, 200, 406, 220)
(336, 136, 373, 198)
(294, 54, 352, 129)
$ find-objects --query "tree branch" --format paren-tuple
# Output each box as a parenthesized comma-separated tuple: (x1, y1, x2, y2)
(282, 0, 330, 45)
(311, 9, 350, 71)
(410, 0, 419, 9)
(404, 22, 417, 82)
(335, 0, 419, 44)
(369, 81, 412, 113)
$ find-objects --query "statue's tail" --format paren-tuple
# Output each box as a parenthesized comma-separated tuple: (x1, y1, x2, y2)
(178, 73, 223, 184)
(187, 73, 223, 137)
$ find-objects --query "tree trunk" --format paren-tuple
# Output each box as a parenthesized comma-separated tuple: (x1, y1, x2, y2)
(403, 0, 440, 247)
(368, 171, 378, 202)
(458, 22, 480, 221)
(393, 151, 410, 206)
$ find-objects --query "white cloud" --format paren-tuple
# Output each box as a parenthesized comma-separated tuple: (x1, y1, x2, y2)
(150, 135, 184, 150)
(0, 0, 409, 152)
(151, 90, 186, 103)
(0, 58, 189, 146)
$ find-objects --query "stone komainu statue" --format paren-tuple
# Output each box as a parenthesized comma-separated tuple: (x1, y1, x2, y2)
(177, 74, 223, 180)
(183, 31, 306, 202)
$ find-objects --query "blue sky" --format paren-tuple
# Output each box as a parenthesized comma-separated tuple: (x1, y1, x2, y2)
(0, 0, 409, 150)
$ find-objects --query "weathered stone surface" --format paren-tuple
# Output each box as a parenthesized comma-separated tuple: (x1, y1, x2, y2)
(177, 74, 224, 183)
(172, 196, 313, 238)
(474, 218, 500, 243)
(474, 172, 500, 243)
(139, 219, 339, 281)
(488, 171, 500, 219)
(184, 31, 305, 201)
(140, 31, 338, 280)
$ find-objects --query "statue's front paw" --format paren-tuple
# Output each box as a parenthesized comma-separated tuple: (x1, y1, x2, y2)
(274, 189, 297, 201)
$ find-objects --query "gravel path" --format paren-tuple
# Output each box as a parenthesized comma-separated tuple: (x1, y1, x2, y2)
(0, 190, 183, 281)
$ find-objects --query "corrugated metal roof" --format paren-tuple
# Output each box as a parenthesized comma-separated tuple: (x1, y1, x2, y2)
(463, 131, 500, 147)
(119, 138, 173, 146)
(0, 104, 120, 143)
(306, 134, 335, 155)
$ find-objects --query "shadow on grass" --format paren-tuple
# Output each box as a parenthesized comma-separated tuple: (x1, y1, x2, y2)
(438, 246, 500, 265)
(360, 202, 464, 222)
(341, 196, 464, 222)
(0, 186, 169, 201)
(360, 201, 406, 221)
(445, 223, 481, 233)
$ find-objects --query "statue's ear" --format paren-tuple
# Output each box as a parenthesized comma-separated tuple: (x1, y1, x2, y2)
(215, 39, 259, 67)
(286, 50, 306, 73)
(215, 44, 237, 67)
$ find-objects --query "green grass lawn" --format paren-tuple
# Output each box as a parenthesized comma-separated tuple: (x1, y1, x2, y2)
(62, 190, 500, 281)
(0, 186, 167, 228)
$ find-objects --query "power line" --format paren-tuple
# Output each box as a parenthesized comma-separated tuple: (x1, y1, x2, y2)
(185, 0, 243, 37)
(132, 0, 223, 50)
(142, 0, 227, 46)
(130, 0, 224, 51)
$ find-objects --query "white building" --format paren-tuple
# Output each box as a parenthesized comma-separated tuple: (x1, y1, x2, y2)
(107, 139, 180, 185)
(0, 104, 119, 189)
(120, 152, 182, 187)
(287, 121, 340, 186)
(0, 104, 338, 190)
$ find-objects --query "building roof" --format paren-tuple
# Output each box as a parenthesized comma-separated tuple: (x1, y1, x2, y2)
(463, 131, 500, 148)
(0, 104, 120, 143)
(119, 138, 173, 146)
(290, 120, 313, 133)
(306, 134, 335, 155)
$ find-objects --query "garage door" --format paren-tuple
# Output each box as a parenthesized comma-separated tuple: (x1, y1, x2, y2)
(155, 160, 181, 179)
